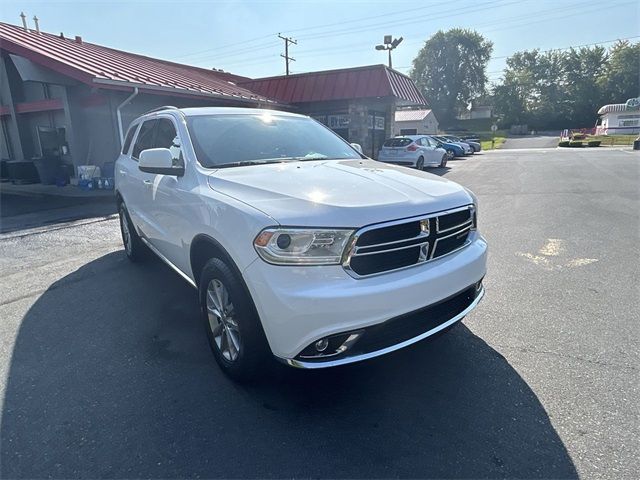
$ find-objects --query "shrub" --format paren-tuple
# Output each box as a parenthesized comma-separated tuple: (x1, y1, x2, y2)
(569, 141, 583, 147)
(588, 140, 601, 147)
(558, 140, 570, 147)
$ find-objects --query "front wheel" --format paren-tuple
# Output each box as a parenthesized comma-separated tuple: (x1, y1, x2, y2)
(416, 156, 425, 170)
(200, 258, 270, 381)
(446, 149, 455, 159)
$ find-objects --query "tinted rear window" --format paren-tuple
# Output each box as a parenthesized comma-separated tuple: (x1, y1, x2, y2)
(383, 138, 412, 147)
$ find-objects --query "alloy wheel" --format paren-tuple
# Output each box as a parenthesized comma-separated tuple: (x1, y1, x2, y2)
(206, 279, 241, 362)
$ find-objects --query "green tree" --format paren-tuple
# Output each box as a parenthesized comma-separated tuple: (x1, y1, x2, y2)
(599, 41, 640, 103)
(493, 43, 636, 130)
(493, 50, 568, 129)
(410, 29, 493, 126)
(564, 46, 608, 127)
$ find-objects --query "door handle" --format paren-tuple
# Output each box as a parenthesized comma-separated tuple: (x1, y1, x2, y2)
(118, 169, 127, 176)
(143, 180, 153, 186)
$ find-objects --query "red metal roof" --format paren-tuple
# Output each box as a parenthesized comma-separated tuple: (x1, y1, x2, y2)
(240, 65, 427, 105)
(0, 22, 272, 104)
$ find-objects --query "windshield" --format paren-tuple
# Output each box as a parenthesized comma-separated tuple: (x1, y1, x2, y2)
(186, 113, 362, 168)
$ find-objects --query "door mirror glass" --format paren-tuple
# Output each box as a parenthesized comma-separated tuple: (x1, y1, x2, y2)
(139, 148, 184, 176)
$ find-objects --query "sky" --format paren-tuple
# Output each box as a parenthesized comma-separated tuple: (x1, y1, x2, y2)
(0, 0, 638, 83)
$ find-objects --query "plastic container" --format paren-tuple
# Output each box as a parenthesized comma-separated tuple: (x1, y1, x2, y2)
(77, 165, 101, 180)
(33, 156, 61, 185)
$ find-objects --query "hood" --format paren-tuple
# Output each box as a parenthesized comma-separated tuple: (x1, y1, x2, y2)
(207, 159, 473, 227)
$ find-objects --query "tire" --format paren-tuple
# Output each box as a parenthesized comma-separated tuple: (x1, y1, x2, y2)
(446, 149, 455, 159)
(416, 156, 425, 170)
(439, 154, 448, 168)
(199, 257, 270, 382)
(118, 202, 147, 262)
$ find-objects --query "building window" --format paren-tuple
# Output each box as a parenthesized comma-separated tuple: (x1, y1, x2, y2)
(400, 128, 417, 135)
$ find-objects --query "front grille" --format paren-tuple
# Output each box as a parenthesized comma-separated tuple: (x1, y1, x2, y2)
(345, 206, 474, 277)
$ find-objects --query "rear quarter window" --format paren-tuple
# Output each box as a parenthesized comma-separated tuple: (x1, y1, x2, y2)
(383, 138, 412, 147)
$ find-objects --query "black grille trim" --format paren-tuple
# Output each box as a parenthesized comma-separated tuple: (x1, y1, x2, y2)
(344, 206, 475, 277)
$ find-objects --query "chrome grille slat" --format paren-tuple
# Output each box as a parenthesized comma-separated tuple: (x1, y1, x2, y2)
(353, 241, 429, 257)
(344, 205, 475, 278)
(353, 232, 429, 254)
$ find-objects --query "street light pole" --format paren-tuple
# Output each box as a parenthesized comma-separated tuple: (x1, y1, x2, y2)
(375, 35, 403, 69)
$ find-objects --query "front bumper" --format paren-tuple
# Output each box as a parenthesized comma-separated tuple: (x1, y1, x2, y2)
(243, 232, 487, 364)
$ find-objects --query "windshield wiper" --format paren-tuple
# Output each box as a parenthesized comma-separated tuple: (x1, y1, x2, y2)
(213, 159, 296, 169)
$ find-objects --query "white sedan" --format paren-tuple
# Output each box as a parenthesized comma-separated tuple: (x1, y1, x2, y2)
(378, 135, 448, 169)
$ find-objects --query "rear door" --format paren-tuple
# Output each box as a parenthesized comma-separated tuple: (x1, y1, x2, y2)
(128, 118, 159, 236)
(420, 136, 441, 165)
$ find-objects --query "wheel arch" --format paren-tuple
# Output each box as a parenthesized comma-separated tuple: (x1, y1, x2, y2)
(190, 234, 267, 346)
(190, 234, 243, 289)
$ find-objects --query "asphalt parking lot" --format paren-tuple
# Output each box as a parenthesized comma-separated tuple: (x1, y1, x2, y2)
(0, 147, 638, 479)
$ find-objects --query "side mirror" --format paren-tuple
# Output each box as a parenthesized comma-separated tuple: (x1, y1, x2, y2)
(350, 143, 363, 153)
(436, 142, 443, 148)
(139, 148, 184, 176)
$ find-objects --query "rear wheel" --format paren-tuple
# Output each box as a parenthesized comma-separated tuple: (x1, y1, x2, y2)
(439, 154, 448, 168)
(118, 202, 147, 262)
(416, 156, 425, 170)
(199, 257, 269, 382)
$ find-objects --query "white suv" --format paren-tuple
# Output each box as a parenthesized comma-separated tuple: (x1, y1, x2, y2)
(115, 107, 487, 380)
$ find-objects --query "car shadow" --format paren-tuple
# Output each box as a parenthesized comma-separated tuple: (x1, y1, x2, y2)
(1, 252, 577, 479)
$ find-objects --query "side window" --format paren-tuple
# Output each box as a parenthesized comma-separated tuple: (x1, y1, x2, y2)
(122, 125, 137, 155)
(154, 118, 183, 166)
(132, 119, 158, 160)
(422, 137, 433, 147)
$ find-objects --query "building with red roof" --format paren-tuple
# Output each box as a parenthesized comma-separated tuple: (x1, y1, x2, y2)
(0, 20, 427, 177)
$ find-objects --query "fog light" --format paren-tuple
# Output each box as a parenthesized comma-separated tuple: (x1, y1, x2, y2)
(315, 338, 329, 352)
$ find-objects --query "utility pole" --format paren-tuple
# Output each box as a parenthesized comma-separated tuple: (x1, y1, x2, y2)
(278, 33, 297, 76)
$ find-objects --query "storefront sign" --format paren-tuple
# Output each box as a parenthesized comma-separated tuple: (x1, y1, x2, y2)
(328, 115, 350, 129)
(625, 97, 640, 109)
(368, 114, 386, 130)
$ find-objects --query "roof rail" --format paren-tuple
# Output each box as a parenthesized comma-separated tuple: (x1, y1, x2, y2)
(142, 105, 180, 115)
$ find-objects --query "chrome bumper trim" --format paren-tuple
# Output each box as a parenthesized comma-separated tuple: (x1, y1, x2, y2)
(277, 286, 485, 369)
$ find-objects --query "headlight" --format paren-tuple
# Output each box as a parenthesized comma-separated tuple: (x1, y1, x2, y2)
(254, 227, 355, 265)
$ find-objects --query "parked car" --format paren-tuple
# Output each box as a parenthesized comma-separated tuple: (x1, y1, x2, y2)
(433, 136, 474, 156)
(378, 135, 448, 169)
(428, 136, 468, 158)
(115, 107, 487, 381)
(443, 135, 481, 153)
